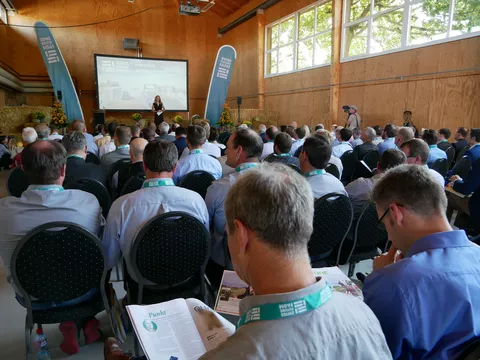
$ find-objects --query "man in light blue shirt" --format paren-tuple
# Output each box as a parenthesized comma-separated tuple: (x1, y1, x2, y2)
(332, 128, 353, 158)
(173, 125, 222, 184)
(289, 125, 309, 155)
(260, 126, 278, 160)
(101, 126, 132, 178)
(264, 132, 300, 169)
(204, 128, 264, 289)
(377, 124, 398, 155)
(364, 164, 480, 359)
(103, 140, 209, 282)
(72, 120, 98, 156)
(422, 129, 447, 165)
(351, 127, 363, 148)
(179, 120, 221, 159)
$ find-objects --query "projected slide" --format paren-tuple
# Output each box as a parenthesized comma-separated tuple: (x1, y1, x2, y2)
(95, 54, 188, 111)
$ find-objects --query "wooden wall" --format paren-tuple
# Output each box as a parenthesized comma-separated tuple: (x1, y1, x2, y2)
(0, 0, 222, 126)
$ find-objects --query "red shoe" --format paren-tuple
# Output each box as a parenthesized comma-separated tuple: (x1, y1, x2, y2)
(59, 321, 80, 355)
(83, 317, 102, 344)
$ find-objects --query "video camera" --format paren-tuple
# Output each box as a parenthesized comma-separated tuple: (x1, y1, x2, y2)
(342, 105, 351, 113)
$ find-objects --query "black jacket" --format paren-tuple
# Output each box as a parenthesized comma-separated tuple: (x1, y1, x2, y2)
(117, 161, 145, 196)
(65, 156, 106, 186)
(353, 142, 378, 160)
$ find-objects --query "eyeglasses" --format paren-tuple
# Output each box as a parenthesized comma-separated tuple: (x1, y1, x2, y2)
(377, 204, 404, 226)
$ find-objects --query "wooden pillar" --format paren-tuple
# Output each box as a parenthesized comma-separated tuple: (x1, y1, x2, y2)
(257, 9, 265, 110)
(330, 0, 343, 127)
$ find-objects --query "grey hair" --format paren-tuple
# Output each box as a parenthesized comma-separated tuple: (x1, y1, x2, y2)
(316, 129, 334, 143)
(397, 127, 415, 142)
(370, 164, 447, 217)
(22, 127, 38, 144)
(36, 123, 51, 138)
(62, 131, 87, 153)
(225, 163, 314, 258)
(364, 127, 376, 141)
(258, 124, 266, 132)
(158, 122, 170, 135)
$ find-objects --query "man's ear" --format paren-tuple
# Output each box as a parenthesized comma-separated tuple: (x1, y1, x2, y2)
(233, 219, 250, 254)
(389, 203, 404, 227)
(60, 164, 66, 177)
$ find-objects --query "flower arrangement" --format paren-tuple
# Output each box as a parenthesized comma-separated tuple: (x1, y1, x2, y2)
(173, 115, 184, 124)
(242, 120, 252, 128)
(132, 113, 142, 121)
(31, 112, 46, 123)
(51, 100, 68, 128)
(218, 103, 234, 127)
(251, 116, 260, 123)
(191, 114, 201, 121)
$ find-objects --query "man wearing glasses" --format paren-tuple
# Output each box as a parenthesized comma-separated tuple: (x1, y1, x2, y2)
(362, 164, 480, 359)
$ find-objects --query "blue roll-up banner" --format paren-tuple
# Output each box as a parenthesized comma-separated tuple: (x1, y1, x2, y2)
(204, 45, 237, 125)
(34, 21, 84, 122)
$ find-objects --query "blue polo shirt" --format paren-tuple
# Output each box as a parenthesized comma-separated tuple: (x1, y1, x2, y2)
(363, 230, 480, 359)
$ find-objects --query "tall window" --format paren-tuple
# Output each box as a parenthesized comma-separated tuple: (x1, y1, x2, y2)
(342, 0, 480, 60)
(0, 4, 7, 24)
(265, 1, 333, 77)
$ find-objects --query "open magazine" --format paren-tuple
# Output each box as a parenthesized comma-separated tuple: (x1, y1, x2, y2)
(127, 298, 235, 360)
(214, 267, 363, 317)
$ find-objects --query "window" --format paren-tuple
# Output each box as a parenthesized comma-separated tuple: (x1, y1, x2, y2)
(0, 3, 7, 24)
(265, 1, 333, 77)
(342, 0, 480, 60)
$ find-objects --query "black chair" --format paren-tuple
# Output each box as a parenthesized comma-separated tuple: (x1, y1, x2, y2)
(287, 164, 302, 174)
(351, 160, 374, 181)
(430, 158, 448, 177)
(308, 193, 353, 267)
(340, 150, 357, 184)
(86, 152, 101, 165)
(119, 174, 146, 197)
(457, 338, 480, 360)
(456, 145, 469, 163)
(223, 232, 233, 271)
(10, 222, 111, 360)
(451, 156, 472, 180)
(325, 163, 340, 179)
(341, 203, 388, 277)
(108, 159, 132, 199)
(362, 150, 380, 170)
(6, 167, 30, 198)
(178, 170, 216, 199)
(64, 178, 112, 218)
(446, 146, 455, 168)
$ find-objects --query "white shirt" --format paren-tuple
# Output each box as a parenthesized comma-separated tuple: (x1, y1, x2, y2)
(290, 138, 305, 155)
(48, 133, 63, 141)
(102, 179, 209, 282)
(332, 142, 353, 158)
(93, 134, 104, 142)
(306, 171, 347, 199)
(179, 141, 221, 160)
(427, 167, 446, 187)
(173, 150, 222, 184)
(99, 141, 116, 158)
(351, 138, 363, 148)
(372, 137, 383, 146)
(260, 141, 274, 161)
(328, 155, 344, 179)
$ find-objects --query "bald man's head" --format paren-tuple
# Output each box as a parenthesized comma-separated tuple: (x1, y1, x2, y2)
(130, 137, 149, 163)
(71, 120, 86, 133)
(22, 140, 66, 185)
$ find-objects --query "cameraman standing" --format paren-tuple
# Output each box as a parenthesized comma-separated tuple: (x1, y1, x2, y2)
(345, 105, 362, 130)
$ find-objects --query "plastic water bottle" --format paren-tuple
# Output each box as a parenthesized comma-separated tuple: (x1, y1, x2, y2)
(33, 328, 51, 360)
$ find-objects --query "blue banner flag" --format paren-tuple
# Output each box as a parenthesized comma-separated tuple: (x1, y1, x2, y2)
(34, 22, 84, 122)
(204, 45, 236, 125)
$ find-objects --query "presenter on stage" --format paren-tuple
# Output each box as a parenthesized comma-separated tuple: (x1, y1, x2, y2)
(152, 95, 166, 126)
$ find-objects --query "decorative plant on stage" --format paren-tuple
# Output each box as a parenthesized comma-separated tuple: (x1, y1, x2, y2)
(51, 101, 68, 128)
(132, 113, 142, 121)
(191, 114, 201, 121)
(218, 103, 234, 127)
(173, 115, 184, 124)
(31, 112, 46, 123)
(242, 120, 252, 128)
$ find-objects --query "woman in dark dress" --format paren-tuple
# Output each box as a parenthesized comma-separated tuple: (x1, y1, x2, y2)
(152, 95, 166, 126)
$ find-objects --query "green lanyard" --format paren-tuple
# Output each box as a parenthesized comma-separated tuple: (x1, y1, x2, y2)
(117, 145, 129, 150)
(304, 169, 326, 178)
(67, 154, 84, 160)
(189, 149, 203, 155)
(235, 163, 258, 172)
(142, 179, 175, 188)
(30, 186, 64, 191)
(276, 153, 291, 157)
(237, 284, 333, 329)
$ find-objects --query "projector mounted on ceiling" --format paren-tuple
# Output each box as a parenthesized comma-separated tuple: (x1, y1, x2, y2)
(179, 1, 201, 16)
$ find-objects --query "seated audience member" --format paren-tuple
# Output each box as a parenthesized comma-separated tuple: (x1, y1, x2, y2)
(101, 126, 132, 177)
(264, 133, 300, 169)
(157, 122, 175, 142)
(0, 135, 12, 169)
(354, 127, 378, 160)
(291, 121, 298, 128)
(205, 129, 263, 288)
(377, 124, 398, 155)
(93, 124, 104, 141)
(208, 127, 226, 152)
(462, 128, 480, 163)
(285, 126, 297, 142)
(36, 123, 51, 140)
(98, 122, 118, 157)
(280, 125, 287, 132)
(317, 130, 344, 178)
(351, 128, 363, 148)
(422, 129, 447, 165)
(130, 124, 141, 143)
(103, 140, 209, 283)
(363, 164, 480, 359)
(218, 126, 232, 145)
(172, 126, 187, 155)
(290, 125, 310, 155)
(452, 126, 468, 158)
(168, 123, 179, 137)
(141, 127, 156, 143)
(394, 126, 414, 148)
(332, 126, 342, 147)
(372, 125, 384, 145)
(200, 164, 391, 359)
(300, 133, 347, 198)
(71, 120, 98, 156)
(346, 149, 406, 218)
(258, 124, 267, 143)
(437, 128, 452, 151)
(332, 128, 353, 158)
(260, 126, 278, 160)
(116, 138, 148, 194)
(315, 123, 325, 131)
(0, 141, 103, 355)
(48, 124, 63, 141)
(13, 127, 38, 168)
(179, 120, 221, 159)
(400, 139, 445, 187)
(173, 125, 222, 184)
(62, 132, 106, 185)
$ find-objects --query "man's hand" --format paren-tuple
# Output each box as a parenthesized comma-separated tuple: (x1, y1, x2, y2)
(449, 175, 462, 183)
(373, 244, 398, 271)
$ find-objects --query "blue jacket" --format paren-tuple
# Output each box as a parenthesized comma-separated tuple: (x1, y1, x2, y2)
(465, 144, 480, 163)
(453, 158, 480, 195)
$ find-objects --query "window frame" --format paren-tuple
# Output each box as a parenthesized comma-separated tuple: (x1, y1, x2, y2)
(0, 3, 7, 25)
(264, 0, 333, 78)
(341, 0, 480, 63)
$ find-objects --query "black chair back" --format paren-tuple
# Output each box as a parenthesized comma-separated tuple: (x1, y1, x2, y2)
(108, 159, 132, 198)
(6, 167, 29, 198)
(86, 152, 101, 165)
(64, 178, 112, 218)
(430, 158, 448, 177)
(452, 156, 472, 179)
(223, 232, 233, 271)
(363, 150, 380, 170)
(325, 163, 340, 179)
(308, 193, 353, 265)
(446, 147, 455, 168)
(351, 161, 374, 181)
(456, 146, 469, 163)
(120, 174, 146, 197)
(178, 170, 216, 199)
(457, 338, 480, 360)
(340, 150, 357, 183)
(287, 164, 302, 174)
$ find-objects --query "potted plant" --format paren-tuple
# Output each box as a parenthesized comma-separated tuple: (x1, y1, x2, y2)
(217, 104, 234, 127)
(132, 113, 142, 122)
(173, 115, 184, 124)
(31, 112, 46, 123)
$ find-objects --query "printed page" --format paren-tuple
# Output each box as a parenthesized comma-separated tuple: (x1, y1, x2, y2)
(312, 267, 363, 300)
(157, 111, 163, 116)
(127, 299, 206, 360)
(214, 270, 253, 316)
(185, 298, 235, 352)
